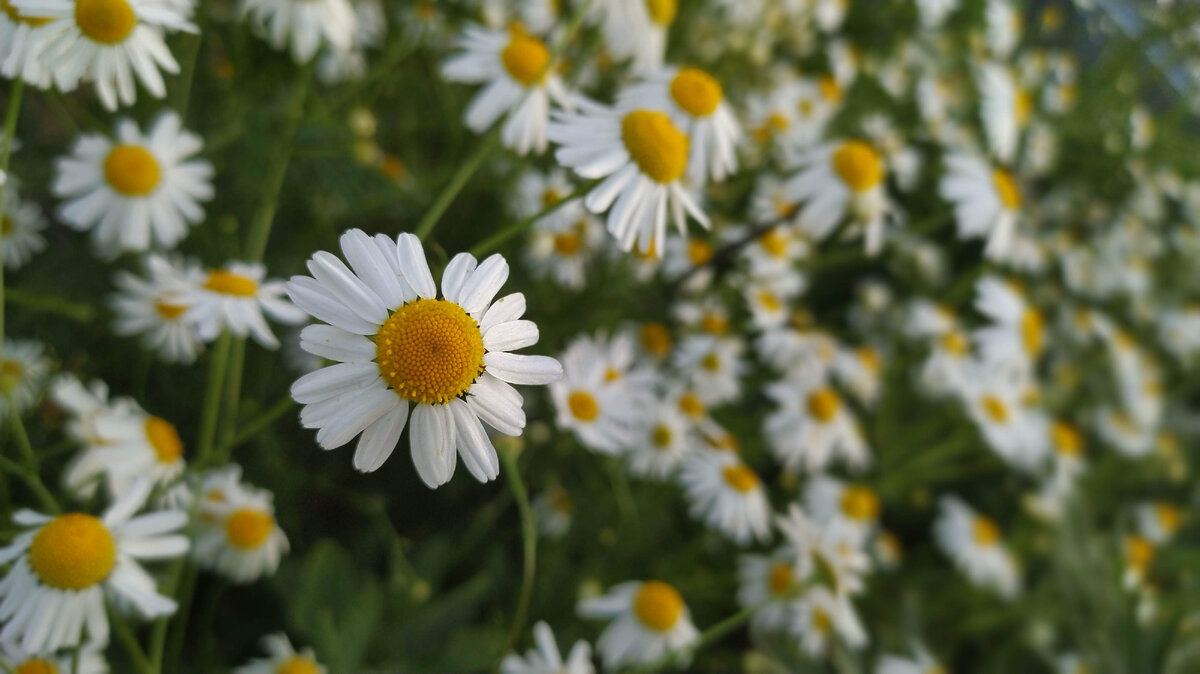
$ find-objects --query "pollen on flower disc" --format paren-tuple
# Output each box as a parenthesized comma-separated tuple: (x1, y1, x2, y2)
(375, 299, 486, 405)
(633, 580, 683, 632)
(29, 514, 117, 590)
(621, 110, 689, 184)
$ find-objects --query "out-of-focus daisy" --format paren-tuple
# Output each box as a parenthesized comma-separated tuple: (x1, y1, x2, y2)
(238, 0, 356, 63)
(775, 504, 871, 597)
(578, 580, 699, 669)
(315, 0, 384, 84)
(626, 400, 695, 480)
(805, 476, 881, 547)
(765, 381, 869, 474)
(907, 300, 971, 397)
(679, 450, 772, 545)
(17, 0, 195, 110)
(743, 274, 803, 330)
(53, 113, 213, 255)
(833, 345, 884, 406)
(959, 364, 1048, 470)
(737, 552, 804, 632)
(1123, 534, 1154, 590)
(111, 255, 204, 364)
(193, 467, 288, 583)
(0, 0, 55, 87)
(0, 479, 187, 653)
(791, 586, 868, 657)
(549, 100, 709, 256)
(186, 261, 305, 349)
(525, 211, 605, 290)
(0, 642, 107, 674)
(618, 66, 742, 184)
(939, 153, 1024, 260)
(973, 275, 1045, 371)
(502, 621, 594, 674)
(672, 334, 744, 406)
(532, 485, 573, 538)
(286, 230, 562, 486)
(786, 139, 894, 254)
(233, 633, 325, 674)
(986, 0, 1021, 57)
(0, 181, 46, 269)
(1135, 502, 1184, 545)
(51, 374, 124, 449)
(551, 333, 646, 454)
(62, 403, 186, 499)
(443, 24, 573, 156)
(934, 496, 1021, 599)
(0, 338, 50, 420)
(1095, 408, 1155, 458)
(876, 645, 947, 674)
(978, 62, 1031, 164)
(915, 0, 958, 27)
(599, 0, 676, 74)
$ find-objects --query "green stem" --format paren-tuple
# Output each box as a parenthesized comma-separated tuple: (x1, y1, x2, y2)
(0, 455, 57, 513)
(0, 79, 25, 353)
(499, 448, 537, 661)
(212, 394, 296, 464)
(109, 608, 155, 674)
(216, 338, 245, 448)
(195, 331, 233, 464)
(470, 181, 595, 256)
(162, 563, 199, 674)
(4, 288, 95, 322)
(244, 68, 311, 262)
(170, 0, 208, 119)
(413, 128, 501, 241)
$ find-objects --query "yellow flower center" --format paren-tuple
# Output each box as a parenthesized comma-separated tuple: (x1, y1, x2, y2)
(632, 581, 683, 631)
(651, 424, 672, 449)
(155, 301, 188, 320)
(767, 562, 793, 595)
(15, 660, 58, 674)
(1126, 535, 1154, 571)
(757, 290, 781, 313)
(204, 269, 259, 297)
(75, 0, 137, 44)
(0, 359, 23, 395)
(145, 416, 183, 463)
(567, 390, 599, 422)
(806, 388, 841, 423)
(700, 313, 728, 335)
(700, 353, 721, 372)
(375, 299, 485, 405)
(760, 228, 788, 257)
(225, 508, 275, 549)
(644, 0, 676, 26)
(670, 68, 722, 117)
(640, 322, 672, 357)
(541, 188, 563, 208)
(549, 487, 573, 514)
(940, 331, 969, 356)
(1155, 504, 1182, 534)
(992, 168, 1021, 210)
(276, 656, 321, 674)
(721, 464, 759, 492)
(980, 395, 1010, 424)
(972, 516, 1001, 546)
(0, 0, 51, 26)
(1020, 308, 1044, 356)
(857, 347, 881, 373)
(819, 75, 842, 103)
(1050, 422, 1082, 456)
(687, 238, 714, 265)
(29, 514, 116, 590)
(621, 110, 689, 184)
(104, 145, 161, 197)
(1041, 6, 1064, 29)
(678, 391, 705, 419)
(1015, 89, 1033, 126)
(501, 33, 550, 87)
(831, 140, 884, 193)
(839, 486, 880, 521)
(813, 608, 833, 633)
(553, 231, 582, 256)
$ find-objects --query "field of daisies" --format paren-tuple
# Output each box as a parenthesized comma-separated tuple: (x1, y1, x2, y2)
(1, 0, 1200, 672)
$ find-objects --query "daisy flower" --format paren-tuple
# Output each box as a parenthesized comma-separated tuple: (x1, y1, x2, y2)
(578, 580, 699, 669)
(442, 24, 573, 156)
(524, 211, 605, 290)
(876, 645, 947, 674)
(549, 99, 709, 256)
(0, 642, 107, 674)
(0, 0, 55, 87)
(765, 381, 870, 474)
(786, 139, 894, 255)
(53, 113, 214, 255)
(0, 338, 50, 420)
(61, 404, 186, 499)
(0, 479, 187, 653)
(915, 0, 958, 28)
(238, 0, 356, 63)
(906, 300, 971, 397)
(18, 0, 195, 110)
(192, 467, 288, 583)
(805, 476, 881, 547)
(833, 345, 884, 406)
(502, 621, 594, 674)
(286, 230, 562, 486)
(737, 552, 805, 632)
(737, 224, 809, 281)
(986, 0, 1021, 58)
(939, 153, 1024, 261)
(978, 62, 1030, 164)
(775, 504, 871, 597)
(958, 364, 1049, 470)
(186, 261, 306, 349)
(52, 374, 124, 448)
(0, 180, 47, 269)
(1123, 534, 1154, 590)
(233, 633, 325, 674)
(618, 66, 742, 184)
(1135, 502, 1184, 545)
(679, 450, 772, 545)
(671, 334, 745, 406)
(625, 400, 696, 481)
(532, 485, 573, 539)
(599, 0, 676, 75)
(972, 275, 1045, 371)
(111, 255, 205, 364)
(934, 496, 1021, 599)
(743, 275, 804, 331)
(551, 333, 646, 454)
(791, 586, 868, 657)
(315, 0, 384, 84)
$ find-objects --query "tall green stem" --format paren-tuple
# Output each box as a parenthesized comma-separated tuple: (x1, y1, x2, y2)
(0, 80, 26, 354)
(213, 394, 295, 464)
(195, 331, 233, 464)
(244, 69, 310, 262)
(499, 448, 537, 660)
(216, 338, 245, 448)
(413, 128, 502, 241)
(109, 608, 155, 674)
(470, 181, 594, 256)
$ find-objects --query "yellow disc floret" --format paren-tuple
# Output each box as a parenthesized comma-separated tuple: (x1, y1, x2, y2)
(621, 110, 689, 184)
(721, 464, 760, 493)
(567, 390, 599, 422)
(276, 656, 321, 674)
(992, 168, 1022, 210)
(1020, 308, 1045, 356)
(831, 140, 884, 193)
(225, 508, 274, 550)
(980, 395, 1010, 424)
(644, 0, 677, 26)
(806, 388, 841, 422)
(29, 514, 117, 590)
(651, 424, 672, 449)
(204, 270, 259, 297)
(145, 416, 183, 463)
(633, 580, 684, 631)
(375, 299, 485, 404)
(972, 516, 1001, 546)
(640, 322, 672, 357)
(670, 68, 722, 117)
(104, 145, 161, 196)
(839, 486, 880, 521)
(75, 0, 136, 44)
(155, 301, 188, 320)
(15, 660, 59, 674)
(501, 33, 550, 87)
(767, 562, 793, 595)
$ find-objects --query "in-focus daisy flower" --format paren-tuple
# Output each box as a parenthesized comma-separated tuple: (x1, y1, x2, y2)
(679, 450, 772, 545)
(443, 24, 573, 156)
(233, 633, 325, 674)
(193, 466, 289, 583)
(618, 66, 742, 184)
(765, 381, 869, 474)
(939, 153, 1024, 260)
(934, 496, 1021, 599)
(111, 255, 204, 364)
(791, 586, 868, 657)
(737, 552, 804, 632)
(53, 113, 214, 255)
(551, 333, 646, 455)
(186, 261, 306, 349)
(0, 642, 107, 674)
(286, 230, 562, 486)
(0, 479, 187, 652)
(17, 0, 195, 110)
(0, 338, 50, 420)
(786, 139, 894, 254)
(578, 580, 699, 669)
(238, 0, 356, 63)
(805, 476, 881, 547)
(502, 621, 594, 674)
(0, 0, 55, 87)
(0, 180, 47, 269)
(626, 400, 696, 480)
(549, 100, 709, 256)
(61, 403, 186, 499)
(1135, 502, 1184, 545)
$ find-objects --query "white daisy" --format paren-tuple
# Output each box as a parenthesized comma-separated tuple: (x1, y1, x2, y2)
(551, 333, 646, 454)
(786, 139, 894, 255)
(524, 211, 605, 290)
(774, 504, 871, 598)
(876, 645, 946, 674)
(314, 0, 384, 84)
(934, 496, 1021, 600)
(238, 0, 356, 63)
(53, 112, 214, 255)
(61, 404, 186, 499)
(532, 485, 573, 539)
(978, 62, 1030, 164)
(578, 580, 699, 669)
(805, 476, 881, 548)
(939, 154, 1024, 261)
(958, 363, 1049, 470)
(233, 633, 325, 674)
(0, 641, 108, 674)
(737, 552, 805, 632)
(906, 300, 971, 397)
(1135, 502, 1184, 545)
(765, 380, 869, 474)
(548, 99, 710, 256)
(442, 25, 574, 156)
(0, 180, 46, 269)
(51, 374, 125, 448)
(986, 0, 1021, 58)
(972, 275, 1045, 371)
(625, 400, 696, 481)
(17, 0, 195, 110)
(671, 334, 744, 406)
(502, 621, 594, 674)
(0, 338, 50, 420)
(0, 479, 188, 653)
(598, 0, 676, 75)
(286, 230, 562, 486)
(678, 450, 772, 545)
(915, 0, 958, 27)
(111, 254, 204, 364)
(186, 261, 306, 349)
(0, 0, 55, 87)
(192, 466, 289, 583)
(791, 586, 868, 657)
